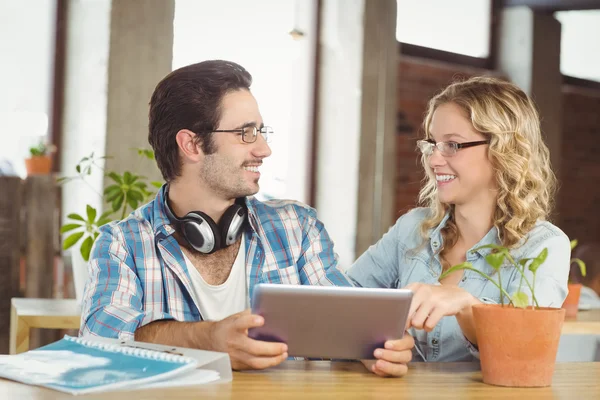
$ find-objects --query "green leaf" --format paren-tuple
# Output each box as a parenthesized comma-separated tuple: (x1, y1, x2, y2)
(439, 262, 473, 280)
(151, 181, 163, 189)
(60, 223, 83, 234)
(63, 231, 84, 250)
(126, 196, 138, 210)
(96, 217, 112, 227)
(86, 205, 97, 224)
(485, 252, 505, 271)
(123, 171, 133, 184)
(112, 193, 124, 212)
(134, 148, 155, 160)
(108, 172, 123, 184)
(105, 185, 123, 202)
(128, 190, 144, 202)
(572, 258, 586, 277)
(471, 244, 506, 253)
(99, 210, 113, 220)
(96, 210, 114, 227)
(76, 164, 81, 173)
(67, 213, 85, 222)
(80, 236, 94, 262)
(570, 239, 578, 250)
(512, 292, 530, 308)
(529, 248, 548, 273)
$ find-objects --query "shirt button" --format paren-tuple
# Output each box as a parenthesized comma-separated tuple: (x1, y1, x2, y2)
(432, 241, 439, 248)
(432, 338, 439, 346)
(461, 276, 467, 282)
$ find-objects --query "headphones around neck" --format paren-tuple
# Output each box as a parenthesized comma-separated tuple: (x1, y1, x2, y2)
(163, 186, 247, 254)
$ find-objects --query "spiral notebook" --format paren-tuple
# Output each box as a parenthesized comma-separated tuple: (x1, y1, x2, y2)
(0, 335, 232, 395)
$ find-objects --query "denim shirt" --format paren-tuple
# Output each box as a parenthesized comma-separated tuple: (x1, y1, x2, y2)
(347, 208, 570, 362)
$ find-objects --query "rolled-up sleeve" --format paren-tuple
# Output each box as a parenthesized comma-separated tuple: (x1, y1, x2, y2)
(79, 225, 174, 340)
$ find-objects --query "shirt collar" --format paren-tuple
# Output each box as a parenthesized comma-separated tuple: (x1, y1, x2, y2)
(428, 210, 502, 258)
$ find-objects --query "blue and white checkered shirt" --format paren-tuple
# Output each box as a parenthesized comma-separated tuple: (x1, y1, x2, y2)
(80, 186, 352, 340)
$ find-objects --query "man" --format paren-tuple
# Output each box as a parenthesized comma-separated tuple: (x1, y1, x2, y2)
(80, 60, 412, 377)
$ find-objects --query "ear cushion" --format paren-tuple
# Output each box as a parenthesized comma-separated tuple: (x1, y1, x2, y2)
(219, 204, 246, 246)
(182, 212, 221, 254)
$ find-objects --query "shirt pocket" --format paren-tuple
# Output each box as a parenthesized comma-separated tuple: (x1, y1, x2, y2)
(261, 265, 301, 285)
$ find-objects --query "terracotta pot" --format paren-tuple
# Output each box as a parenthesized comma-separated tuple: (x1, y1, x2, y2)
(472, 304, 565, 387)
(25, 156, 52, 175)
(562, 283, 582, 318)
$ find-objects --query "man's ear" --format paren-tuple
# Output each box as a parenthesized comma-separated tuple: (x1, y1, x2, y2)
(175, 129, 203, 161)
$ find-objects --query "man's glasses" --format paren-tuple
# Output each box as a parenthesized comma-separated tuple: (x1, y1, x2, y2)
(213, 126, 274, 144)
(416, 139, 489, 157)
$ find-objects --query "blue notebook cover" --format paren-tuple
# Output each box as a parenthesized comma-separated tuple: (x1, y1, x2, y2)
(0, 335, 199, 395)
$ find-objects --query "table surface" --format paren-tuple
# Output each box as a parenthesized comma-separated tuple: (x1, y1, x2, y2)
(562, 309, 600, 334)
(0, 361, 598, 399)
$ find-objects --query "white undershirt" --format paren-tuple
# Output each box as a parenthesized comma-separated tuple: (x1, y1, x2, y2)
(182, 240, 248, 321)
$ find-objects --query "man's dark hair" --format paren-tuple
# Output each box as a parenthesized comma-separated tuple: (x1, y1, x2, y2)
(148, 60, 252, 182)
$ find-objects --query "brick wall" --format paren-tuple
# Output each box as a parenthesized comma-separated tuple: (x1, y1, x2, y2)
(558, 87, 600, 244)
(395, 56, 493, 218)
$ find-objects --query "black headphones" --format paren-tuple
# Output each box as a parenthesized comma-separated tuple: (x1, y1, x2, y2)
(163, 186, 247, 254)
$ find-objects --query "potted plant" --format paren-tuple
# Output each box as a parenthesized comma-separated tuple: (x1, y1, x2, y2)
(440, 244, 564, 388)
(58, 149, 162, 300)
(563, 239, 587, 318)
(25, 140, 56, 175)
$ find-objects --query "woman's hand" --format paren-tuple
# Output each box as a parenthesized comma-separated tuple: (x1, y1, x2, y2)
(403, 283, 479, 332)
(361, 334, 414, 377)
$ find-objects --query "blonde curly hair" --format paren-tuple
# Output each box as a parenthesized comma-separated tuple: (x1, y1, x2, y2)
(418, 76, 556, 250)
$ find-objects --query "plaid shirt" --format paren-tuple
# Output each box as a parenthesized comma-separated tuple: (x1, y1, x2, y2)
(80, 186, 352, 340)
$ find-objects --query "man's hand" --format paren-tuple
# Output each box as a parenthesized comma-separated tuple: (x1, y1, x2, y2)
(208, 309, 288, 370)
(404, 283, 478, 331)
(361, 334, 414, 377)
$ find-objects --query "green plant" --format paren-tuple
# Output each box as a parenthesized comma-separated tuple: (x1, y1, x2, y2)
(29, 140, 56, 157)
(59, 149, 163, 261)
(569, 239, 586, 281)
(439, 244, 549, 309)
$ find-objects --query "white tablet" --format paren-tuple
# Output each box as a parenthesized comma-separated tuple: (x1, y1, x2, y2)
(248, 284, 413, 359)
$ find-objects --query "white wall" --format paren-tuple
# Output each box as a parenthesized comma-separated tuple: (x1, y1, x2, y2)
(0, 0, 56, 176)
(60, 0, 111, 222)
(173, 0, 316, 204)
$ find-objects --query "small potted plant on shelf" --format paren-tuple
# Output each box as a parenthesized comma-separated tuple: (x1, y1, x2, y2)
(25, 140, 56, 175)
(562, 239, 587, 318)
(440, 244, 564, 388)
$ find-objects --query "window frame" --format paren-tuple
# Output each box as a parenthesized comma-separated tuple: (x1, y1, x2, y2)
(397, 0, 500, 70)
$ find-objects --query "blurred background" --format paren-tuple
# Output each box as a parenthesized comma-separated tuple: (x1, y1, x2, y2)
(1, 0, 600, 351)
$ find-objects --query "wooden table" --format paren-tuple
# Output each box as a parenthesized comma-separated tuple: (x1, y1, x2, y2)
(7, 297, 599, 355)
(562, 309, 600, 334)
(9, 298, 80, 354)
(0, 361, 598, 399)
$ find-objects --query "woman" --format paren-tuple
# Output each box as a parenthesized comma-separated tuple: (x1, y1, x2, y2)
(348, 76, 570, 363)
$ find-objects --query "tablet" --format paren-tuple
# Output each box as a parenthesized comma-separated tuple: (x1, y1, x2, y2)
(248, 284, 413, 359)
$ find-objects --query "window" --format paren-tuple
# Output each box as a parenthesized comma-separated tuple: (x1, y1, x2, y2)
(555, 11, 600, 83)
(396, 0, 492, 58)
(0, 0, 56, 177)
